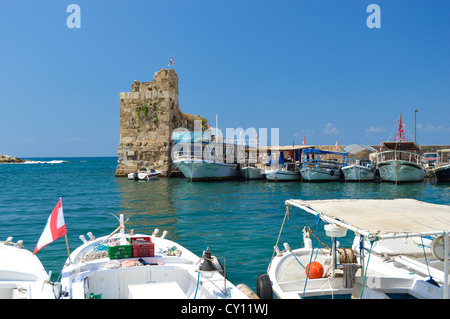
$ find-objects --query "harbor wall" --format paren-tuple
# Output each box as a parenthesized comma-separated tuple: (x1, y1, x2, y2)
(115, 69, 208, 177)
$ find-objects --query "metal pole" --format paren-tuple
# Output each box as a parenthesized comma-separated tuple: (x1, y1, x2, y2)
(414, 109, 418, 143)
(444, 232, 449, 299)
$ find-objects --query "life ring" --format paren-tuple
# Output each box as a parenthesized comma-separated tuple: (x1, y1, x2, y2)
(256, 274, 273, 299)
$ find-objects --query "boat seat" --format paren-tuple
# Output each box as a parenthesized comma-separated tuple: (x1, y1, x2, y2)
(128, 281, 187, 299)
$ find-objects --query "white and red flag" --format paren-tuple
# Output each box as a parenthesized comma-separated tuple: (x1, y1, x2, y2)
(168, 57, 173, 67)
(302, 136, 306, 145)
(335, 141, 338, 151)
(33, 198, 67, 254)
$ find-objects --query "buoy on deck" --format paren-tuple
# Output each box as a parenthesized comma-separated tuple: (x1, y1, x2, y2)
(305, 261, 324, 279)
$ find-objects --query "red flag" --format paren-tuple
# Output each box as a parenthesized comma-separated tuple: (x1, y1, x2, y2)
(335, 141, 338, 151)
(302, 136, 306, 145)
(33, 198, 67, 254)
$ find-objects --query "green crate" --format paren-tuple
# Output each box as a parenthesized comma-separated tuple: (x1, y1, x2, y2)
(108, 244, 132, 260)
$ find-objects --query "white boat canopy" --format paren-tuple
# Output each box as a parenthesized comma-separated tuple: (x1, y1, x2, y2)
(285, 198, 450, 239)
(342, 144, 376, 154)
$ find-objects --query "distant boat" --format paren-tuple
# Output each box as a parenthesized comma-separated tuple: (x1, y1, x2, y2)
(240, 165, 265, 180)
(434, 149, 450, 182)
(128, 169, 161, 180)
(262, 145, 312, 182)
(375, 115, 426, 183)
(341, 144, 376, 182)
(300, 148, 348, 181)
(375, 142, 425, 183)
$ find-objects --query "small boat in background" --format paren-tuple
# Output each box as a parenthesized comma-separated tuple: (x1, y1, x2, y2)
(262, 145, 312, 182)
(240, 164, 265, 180)
(434, 149, 450, 182)
(375, 115, 426, 183)
(341, 144, 376, 182)
(128, 169, 161, 180)
(300, 148, 347, 181)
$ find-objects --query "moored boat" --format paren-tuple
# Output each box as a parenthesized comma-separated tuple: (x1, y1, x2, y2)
(240, 165, 264, 180)
(434, 149, 450, 182)
(128, 169, 161, 180)
(300, 148, 347, 181)
(341, 144, 376, 182)
(60, 214, 251, 299)
(258, 198, 450, 299)
(0, 237, 59, 299)
(262, 145, 312, 182)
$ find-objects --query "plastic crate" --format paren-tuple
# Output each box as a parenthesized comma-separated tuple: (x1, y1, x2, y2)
(107, 237, 132, 260)
(108, 244, 132, 260)
(131, 236, 155, 257)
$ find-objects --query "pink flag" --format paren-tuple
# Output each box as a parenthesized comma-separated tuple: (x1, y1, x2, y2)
(33, 198, 67, 254)
(335, 141, 338, 151)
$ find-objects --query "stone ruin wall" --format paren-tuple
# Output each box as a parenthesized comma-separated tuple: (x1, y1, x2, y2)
(115, 69, 208, 177)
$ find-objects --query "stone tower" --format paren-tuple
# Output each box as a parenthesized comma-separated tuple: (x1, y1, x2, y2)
(115, 69, 207, 177)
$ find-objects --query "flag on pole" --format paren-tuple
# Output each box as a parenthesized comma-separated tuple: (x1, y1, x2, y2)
(335, 141, 338, 151)
(168, 57, 173, 67)
(302, 136, 306, 145)
(33, 198, 67, 254)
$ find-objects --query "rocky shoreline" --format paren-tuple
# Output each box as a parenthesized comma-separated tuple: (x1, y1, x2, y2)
(0, 154, 28, 163)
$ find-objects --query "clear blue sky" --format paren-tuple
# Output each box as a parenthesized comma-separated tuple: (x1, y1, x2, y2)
(0, 0, 449, 157)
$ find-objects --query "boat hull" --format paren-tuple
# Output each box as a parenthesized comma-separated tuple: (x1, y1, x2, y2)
(341, 165, 375, 181)
(300, 167, 341, 181)
(435, 164, 450, 182)
(173, 159, 240, 181)
(265, 169, 301, 181)
(240, 166, 264, 179)
(377, 160, 425, 182)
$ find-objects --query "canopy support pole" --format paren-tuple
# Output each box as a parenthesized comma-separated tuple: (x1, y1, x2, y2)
(444, 232, 449, 299)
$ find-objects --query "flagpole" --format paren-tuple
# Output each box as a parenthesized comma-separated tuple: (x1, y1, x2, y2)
(65, 234, 72, 264)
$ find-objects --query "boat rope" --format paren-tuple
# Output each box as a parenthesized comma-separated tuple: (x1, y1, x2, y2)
(420, 236, 438, 286)
(302, 214, 322, 299)
(359, 234, 378, 299)
(194, 271, 200, 299)
(291, 251, 305, 269)
(268, 206, 290, 271)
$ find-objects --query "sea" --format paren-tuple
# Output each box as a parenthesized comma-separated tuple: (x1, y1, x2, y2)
(1, 157, 449, 293)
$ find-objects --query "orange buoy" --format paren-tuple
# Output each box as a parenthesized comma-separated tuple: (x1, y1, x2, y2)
(305, 261, 324, 279)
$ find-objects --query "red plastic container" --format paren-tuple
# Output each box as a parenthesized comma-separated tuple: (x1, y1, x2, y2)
(131, 236, 155, 257)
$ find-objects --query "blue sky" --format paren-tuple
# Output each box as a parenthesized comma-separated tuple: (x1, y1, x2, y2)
(0, 0, 449, 157)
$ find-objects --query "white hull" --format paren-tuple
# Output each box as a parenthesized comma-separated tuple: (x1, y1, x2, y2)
(265, 169, 301, 181)
(300, 167, 341, 181)
(240, 166, 264, 179)
(0, 240, 57, 299)
(128, 171, 161, 180)
(378, 160, 425, 182)
(173, 160, 240, 181)
(341, 165, 375, 181)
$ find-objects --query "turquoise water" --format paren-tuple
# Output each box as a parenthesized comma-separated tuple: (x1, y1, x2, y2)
(1, 157, 449, 293)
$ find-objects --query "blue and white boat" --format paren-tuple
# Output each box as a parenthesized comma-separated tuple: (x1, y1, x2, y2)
(300, 148, 348, 181)
(435, 149, 450, 182)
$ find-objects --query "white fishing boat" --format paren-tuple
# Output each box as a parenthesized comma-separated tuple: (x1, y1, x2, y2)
(240, 165, 265, 180)
(375, 142, 425, 183)
(434, 149, 450, 182)
(128, 169, 161, 180)
(341, 144, 376, 182)
(375, 115, 426, 183)
(265, 163, 301, 181)
(60, 214, 251, 299)
(262, 145, 312, 182)
(300, 148, 347, 181)
(0, 237, 59, 299)
(258, 198, 450, 299)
